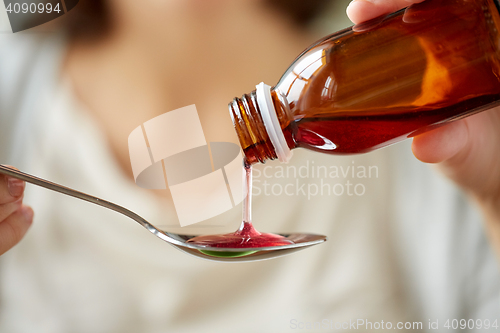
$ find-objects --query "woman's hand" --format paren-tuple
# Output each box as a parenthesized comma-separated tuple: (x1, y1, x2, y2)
(347, 0, 500, 258)
(0, 168, 33, 255)
(347, 0, 425, 23)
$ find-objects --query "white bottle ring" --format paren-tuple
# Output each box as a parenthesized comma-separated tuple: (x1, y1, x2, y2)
(255, 82, 292, 163)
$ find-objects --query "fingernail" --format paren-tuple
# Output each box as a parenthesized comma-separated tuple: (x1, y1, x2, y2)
(7, 178, 25, 198)
(21, 206, 34, 223)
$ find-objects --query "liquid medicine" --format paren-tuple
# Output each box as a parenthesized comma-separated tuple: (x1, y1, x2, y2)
(230, 0, 500, 164)
(188, 0, 500, 254)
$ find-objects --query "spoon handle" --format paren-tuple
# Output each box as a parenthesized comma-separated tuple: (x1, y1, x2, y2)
(0, 164, 166, 240)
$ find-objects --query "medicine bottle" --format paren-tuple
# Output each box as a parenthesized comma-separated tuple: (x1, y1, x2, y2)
(229, 0, 500, 164)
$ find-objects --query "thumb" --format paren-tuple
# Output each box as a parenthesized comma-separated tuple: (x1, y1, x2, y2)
(411, 120, 469, 164)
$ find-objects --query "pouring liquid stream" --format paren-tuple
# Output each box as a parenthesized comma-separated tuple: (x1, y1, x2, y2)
(186, 160, 294, 248)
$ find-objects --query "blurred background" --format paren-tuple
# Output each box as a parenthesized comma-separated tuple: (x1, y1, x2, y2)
(0, 0, 498, 332)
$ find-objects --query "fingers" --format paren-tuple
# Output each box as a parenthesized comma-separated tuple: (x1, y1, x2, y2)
(0, 173, 26, 204)
(0, 167, 33, 255)
(0, 205, 33, 256)
(347, 0, 425, 24)
(411, 120, 469, 164)
(0, 198, 23, 222)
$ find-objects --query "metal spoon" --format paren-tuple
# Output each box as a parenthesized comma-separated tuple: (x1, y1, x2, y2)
(0, 165, 326, 262)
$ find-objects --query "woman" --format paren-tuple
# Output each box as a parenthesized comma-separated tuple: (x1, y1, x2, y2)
(0, 0, 498, 332)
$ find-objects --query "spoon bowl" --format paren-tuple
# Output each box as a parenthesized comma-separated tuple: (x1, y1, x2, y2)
(0, 165, 326, 262)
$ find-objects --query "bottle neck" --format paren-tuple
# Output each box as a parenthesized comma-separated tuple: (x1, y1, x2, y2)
(229, 83, 294, 165)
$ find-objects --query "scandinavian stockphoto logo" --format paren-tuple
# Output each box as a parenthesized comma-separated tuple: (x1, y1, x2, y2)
(1, 0, 79, 33)
(128, 105, 244, 227)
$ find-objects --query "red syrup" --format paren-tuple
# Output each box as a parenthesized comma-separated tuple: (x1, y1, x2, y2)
(186, 161, 294, 249)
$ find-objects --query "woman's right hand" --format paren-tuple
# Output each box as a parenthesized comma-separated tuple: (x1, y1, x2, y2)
(347, 0, 500, 260)
(0, 168, 33, 255)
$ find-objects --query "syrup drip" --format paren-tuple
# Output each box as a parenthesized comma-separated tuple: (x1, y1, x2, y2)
(187, 161, 294, 249)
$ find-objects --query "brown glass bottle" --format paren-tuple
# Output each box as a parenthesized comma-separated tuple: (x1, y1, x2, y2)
(230, 0, 500, 164)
